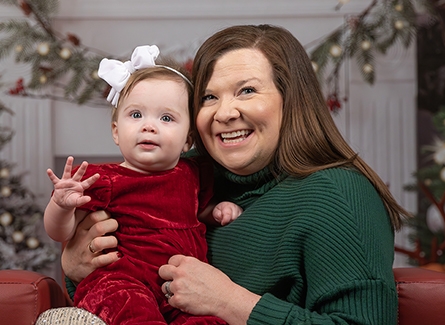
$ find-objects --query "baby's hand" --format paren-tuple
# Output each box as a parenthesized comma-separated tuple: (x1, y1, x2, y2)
(212, 201, 243, 226)
(47, 156, 99, 209)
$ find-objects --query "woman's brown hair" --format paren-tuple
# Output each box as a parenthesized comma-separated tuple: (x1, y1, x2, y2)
(192, 24, 410, 230)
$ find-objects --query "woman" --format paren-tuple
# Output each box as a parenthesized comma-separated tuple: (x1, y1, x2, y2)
(50, 24, 410, 324)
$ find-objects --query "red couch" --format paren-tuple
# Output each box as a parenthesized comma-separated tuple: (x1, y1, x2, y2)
(0, 267, 444, 324)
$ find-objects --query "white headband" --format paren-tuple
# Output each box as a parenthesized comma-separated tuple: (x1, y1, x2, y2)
(98, 45, 192, 107)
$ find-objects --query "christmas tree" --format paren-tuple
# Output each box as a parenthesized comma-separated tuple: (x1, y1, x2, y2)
(396, 105, 445, 270)
(0, 100, 57, 271)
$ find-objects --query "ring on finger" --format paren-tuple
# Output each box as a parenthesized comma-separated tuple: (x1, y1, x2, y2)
(88, 242, 96, 254)
(164, 281, 173, 299)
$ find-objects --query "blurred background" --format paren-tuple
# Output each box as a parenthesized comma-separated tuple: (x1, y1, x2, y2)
(2, 0, 444, 283)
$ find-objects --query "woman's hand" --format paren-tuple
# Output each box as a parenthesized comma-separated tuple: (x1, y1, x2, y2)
(61, 210, 119, 284)
(158, 255, 261, 325)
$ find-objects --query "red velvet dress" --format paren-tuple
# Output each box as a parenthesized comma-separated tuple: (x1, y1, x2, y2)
(73, 158, 225, 325)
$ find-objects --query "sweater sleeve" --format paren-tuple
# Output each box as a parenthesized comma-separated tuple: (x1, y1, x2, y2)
(247, 169, 398, 324)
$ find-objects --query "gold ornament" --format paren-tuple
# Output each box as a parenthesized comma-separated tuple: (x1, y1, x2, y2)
(1, 186, 11, 197)
(0, 167, 9, 178)
(59, 47, 72, 60)
(311, 61, 319, 73)
(0, 212, 13, 226)
(12, 231, 24, 243)
(26, 237, 40, 249)
(37, 42, 50, 56)
(362, 64, 373, 74)
(394, 20, 405, 30)
(329, 45, 342, 58)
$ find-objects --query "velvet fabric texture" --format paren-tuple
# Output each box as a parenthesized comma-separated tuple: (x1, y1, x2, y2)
(72, 158, 225, 324)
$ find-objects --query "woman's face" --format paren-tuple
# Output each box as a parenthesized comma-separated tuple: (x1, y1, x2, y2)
(196, 48, 283, 175)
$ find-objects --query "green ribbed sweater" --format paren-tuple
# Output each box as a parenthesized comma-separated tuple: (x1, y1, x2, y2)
(208, 166, 397, 325)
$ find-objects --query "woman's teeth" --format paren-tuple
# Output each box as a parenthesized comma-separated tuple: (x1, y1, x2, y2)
(220, 130, 251, 143)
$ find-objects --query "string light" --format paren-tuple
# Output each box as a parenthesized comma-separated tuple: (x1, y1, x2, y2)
(311, 61, 319, 73)
(37, 42, 50, 56)
(0, 212, 13, 227)
(26, 237, 40, 249)
(1, 186, 11, 197)
(0, 167, 9, 178)
(394, 20, 405, 30)
(59, 47, 72, 60)
(12, 231, 24, 243)
(363, 63, 373, 74)
(15, 45, 23, 53)
(91, 70, 99, 80)
(361, 40, 371, 51)
(329, 45, 342, 57)
(39, 75, 47, 84)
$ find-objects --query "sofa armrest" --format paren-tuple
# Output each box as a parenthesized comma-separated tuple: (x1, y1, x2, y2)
(0, 270, 70, 324)
(394, 267, 445, 325)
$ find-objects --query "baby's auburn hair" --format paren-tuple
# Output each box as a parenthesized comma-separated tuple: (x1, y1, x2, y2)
(111, 58, 194, 130)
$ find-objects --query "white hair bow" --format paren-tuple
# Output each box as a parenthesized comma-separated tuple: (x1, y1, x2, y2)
(98, 45, 160, 107)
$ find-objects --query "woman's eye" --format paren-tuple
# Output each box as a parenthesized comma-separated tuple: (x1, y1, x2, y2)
(240, 87, 255, 95)
(202, 94, 216, 102)
(161, 115, 172, 122)
(131, 112, 142, 118)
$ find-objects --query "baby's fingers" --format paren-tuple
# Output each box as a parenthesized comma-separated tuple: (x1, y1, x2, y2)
(82, 173, 100, 190)
(61, 156, 75, 179)
(46, 168, 60, 185)
(72, 160, 89, 181)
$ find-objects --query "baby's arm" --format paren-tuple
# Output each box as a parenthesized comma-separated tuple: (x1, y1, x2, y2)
(212, 201, 243, 226)
(44, 156, 99, 242)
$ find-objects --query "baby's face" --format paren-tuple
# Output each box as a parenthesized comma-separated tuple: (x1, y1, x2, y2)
(112, 78, 191, 173)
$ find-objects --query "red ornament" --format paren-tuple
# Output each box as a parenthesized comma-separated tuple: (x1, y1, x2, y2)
(184, 58, 193, 75)
(9, 78, 25, 95)
(327, 93, 341, 113)
(67, 33, 81, 46)
(19, 1, 32, 16)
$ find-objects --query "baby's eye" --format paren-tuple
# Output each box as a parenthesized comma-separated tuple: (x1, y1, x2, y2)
(161, 115, 172, 122)
(130, 111, 142, 119)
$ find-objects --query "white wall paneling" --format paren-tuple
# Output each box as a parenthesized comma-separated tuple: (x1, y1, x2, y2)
(0, 97, 53, 210)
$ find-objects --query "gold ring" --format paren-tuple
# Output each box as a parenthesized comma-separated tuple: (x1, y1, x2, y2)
(88, 242, 96, 254)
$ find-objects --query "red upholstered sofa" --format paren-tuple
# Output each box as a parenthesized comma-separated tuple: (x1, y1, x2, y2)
(0, 267, 444, 324)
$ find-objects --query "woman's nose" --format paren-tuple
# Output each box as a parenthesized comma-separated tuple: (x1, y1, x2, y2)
(213, 99, 240, 123)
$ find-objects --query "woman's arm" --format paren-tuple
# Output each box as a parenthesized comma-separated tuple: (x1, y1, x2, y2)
(159, 255, 260, 325)
(61, 210, 119, 284)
